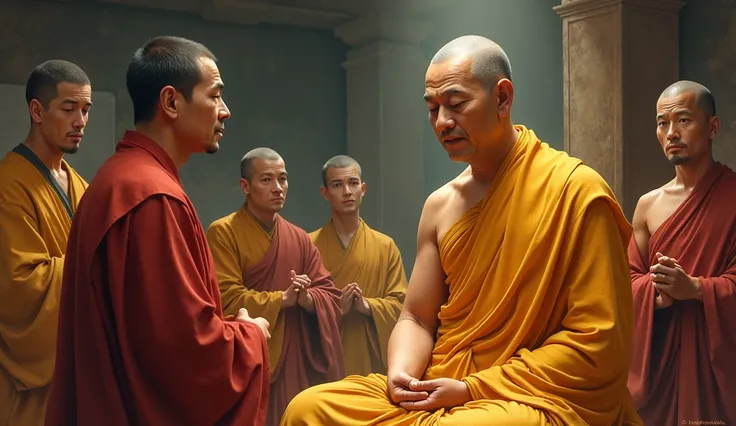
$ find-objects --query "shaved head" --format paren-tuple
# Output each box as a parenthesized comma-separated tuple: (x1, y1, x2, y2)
(430, 35, 512, 91)
(240, 147, 282, 180)
(660, 80, 716, 118)
(321, 155, 362, 186)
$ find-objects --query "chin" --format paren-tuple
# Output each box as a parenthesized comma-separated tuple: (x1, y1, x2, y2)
(668, 155, 690, 166)
(205, 142, 219, 154)
(61, 145, 80, 155)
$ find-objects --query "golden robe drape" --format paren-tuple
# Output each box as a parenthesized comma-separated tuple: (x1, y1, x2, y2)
(0, 149, 86, 426)
(309, 219, 407, 376)
(280, 125, 641, 426)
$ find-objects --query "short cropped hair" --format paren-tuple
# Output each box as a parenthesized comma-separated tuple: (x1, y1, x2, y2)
(321, 155, 362, 186)
(25, 60, 90, 108)
(126, 36, 216, 123)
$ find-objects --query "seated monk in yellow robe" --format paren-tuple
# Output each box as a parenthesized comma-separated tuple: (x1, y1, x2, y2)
(310, 155, 407, 376)
(0, 60, 91, 426)
(281, 35, 642, 426)
(207, 147, 344, 426)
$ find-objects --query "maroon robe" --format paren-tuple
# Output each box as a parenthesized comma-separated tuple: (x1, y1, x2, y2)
(243, 216, 344, 426)
(46, 131, 270, 426)
(628, 162, 736, 425)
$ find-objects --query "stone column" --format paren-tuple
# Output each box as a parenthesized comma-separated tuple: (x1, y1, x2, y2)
(555, 0, 685, 219)
(335, 15, 432, 268)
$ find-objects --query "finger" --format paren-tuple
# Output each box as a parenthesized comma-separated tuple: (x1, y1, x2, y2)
(294, 277, 310, 287)
(651, 273, 674, 284)
(394, 372, 417, 387)
(650, 264, 676, 275)
(399, 398, 434, 411)
(408, 379, 441, 392)
(290, 270, 296, 280)
(653, 283, 672, 294)
(392, 388, 429, 403)
(236, 308, 249, 321)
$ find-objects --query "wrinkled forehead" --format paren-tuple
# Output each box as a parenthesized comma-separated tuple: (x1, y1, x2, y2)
(196, 57, 223, 88)
(425, 57, 474, 86)
(656, 91, 700, 114)
(253, 157, 286, 174)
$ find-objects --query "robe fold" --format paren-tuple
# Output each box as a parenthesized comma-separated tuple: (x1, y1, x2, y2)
(309, 219, 407, 376)
(46, 131, 270, 426)
(0, 145, 86, 426)
(280, 125, 641, 426)
(207, 208, 345, 426)
(628, 162, 736, 425)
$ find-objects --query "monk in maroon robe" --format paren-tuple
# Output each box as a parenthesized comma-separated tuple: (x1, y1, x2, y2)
(207, 147, 344, 426)
(46, 36, 271, 426)
(628, 80, 736, 425)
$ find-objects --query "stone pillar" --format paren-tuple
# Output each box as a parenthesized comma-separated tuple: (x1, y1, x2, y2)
(555, 0, 685, 219)
(335, 15, 432, 269)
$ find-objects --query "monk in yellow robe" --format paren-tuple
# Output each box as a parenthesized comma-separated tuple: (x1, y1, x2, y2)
(0, 60, 91, 426)
(281, 35, 642, 426)
(207, 147, 344, 426)
(310, 155, 407, 376)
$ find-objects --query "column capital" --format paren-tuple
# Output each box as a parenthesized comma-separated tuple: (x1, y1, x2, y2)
(554, 0, 685, 18)
(334, 14, 433, 48)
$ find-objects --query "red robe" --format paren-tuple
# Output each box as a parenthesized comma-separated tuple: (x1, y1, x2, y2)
(628, 162, 736, 425)
(45, 131, 270, 426)
(240, 217, 344, 426)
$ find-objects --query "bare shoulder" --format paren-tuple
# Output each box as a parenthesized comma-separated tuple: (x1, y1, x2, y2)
(634, 185, 665, 217)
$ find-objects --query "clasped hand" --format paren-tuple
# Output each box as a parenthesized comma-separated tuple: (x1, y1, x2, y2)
(388, 372, 471, 412)
(340, 282, 370, 315)
(282, 270, 313, 310)
(650, 252, 702, 309)
(235, 308, 271, 340)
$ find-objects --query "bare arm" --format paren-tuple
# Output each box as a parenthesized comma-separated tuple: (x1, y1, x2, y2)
(387, 192, 449, 380)
(631, 194, 653, 260)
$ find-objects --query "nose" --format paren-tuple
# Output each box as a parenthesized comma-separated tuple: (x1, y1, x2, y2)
(435, 106, 456, 133)
(73, 110, 87, 129)
(342, 184, 351, 196)
(219, 98, 231, 121)
(666, 123, 679, 141)
(273, 182, 283, 193)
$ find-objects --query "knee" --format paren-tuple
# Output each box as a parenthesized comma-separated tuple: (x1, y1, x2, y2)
(280, 384, 330, 426)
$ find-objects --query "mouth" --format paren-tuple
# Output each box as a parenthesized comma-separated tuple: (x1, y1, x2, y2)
(67, 133, 83, 142)
(442, 137, 466, 145)
(343, 200, 355, 205)
(271, 198, 284, 203)
(666, 144, 686, 152)
(214, 129, 224, 139)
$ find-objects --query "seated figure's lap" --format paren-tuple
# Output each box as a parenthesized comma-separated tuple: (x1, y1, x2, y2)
(280, 374, 548, 426)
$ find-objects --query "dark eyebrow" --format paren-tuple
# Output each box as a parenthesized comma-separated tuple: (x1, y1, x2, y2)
(657, 109, 693, 120)
(61, 99, 93, 107)
(423, 88, 468, 102)
(211, 82, 224, 91)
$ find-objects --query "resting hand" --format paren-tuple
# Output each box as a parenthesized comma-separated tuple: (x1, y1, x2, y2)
(651, 252, 702, 301)
(399, 378, 472, 411)
(235, 308, 271, 340)
(281, 283, 300, 309)
(387, 372, 428, 405)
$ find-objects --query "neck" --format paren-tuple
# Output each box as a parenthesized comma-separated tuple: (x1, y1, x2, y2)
(470, 122, 518, 182)
(331, 212, 360, 237)
(134, 121, 190, 169)
(23, 129, 64, 172)
(246, 201, 278, 228)
(674, 155, 715, 189)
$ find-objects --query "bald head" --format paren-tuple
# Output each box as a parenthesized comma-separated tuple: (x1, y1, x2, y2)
(430, 35, 512, 91)
(240, 147, 282, 180)
(660, 80, 716, 118)
(321, 155, 362, 186)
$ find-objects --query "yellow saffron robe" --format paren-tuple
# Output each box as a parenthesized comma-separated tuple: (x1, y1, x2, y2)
(280, 125, 642, 426)
(0, 147, 87, 426)
(309, 219, 407, 376)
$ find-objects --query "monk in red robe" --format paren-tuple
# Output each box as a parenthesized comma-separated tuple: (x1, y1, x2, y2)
(629, 80, 736, 425)
(207, 147, 344, 426)
(46, 36, 271, 426)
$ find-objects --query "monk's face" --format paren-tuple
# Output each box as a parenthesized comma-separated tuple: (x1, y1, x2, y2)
(321, 166, 366, 216)
(241, 158, 288, 213)
(31, 82, 92, 155)
(656, 91, 719, 166)
(424, 57, 508, 162)
(171, 57, 230, 155)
